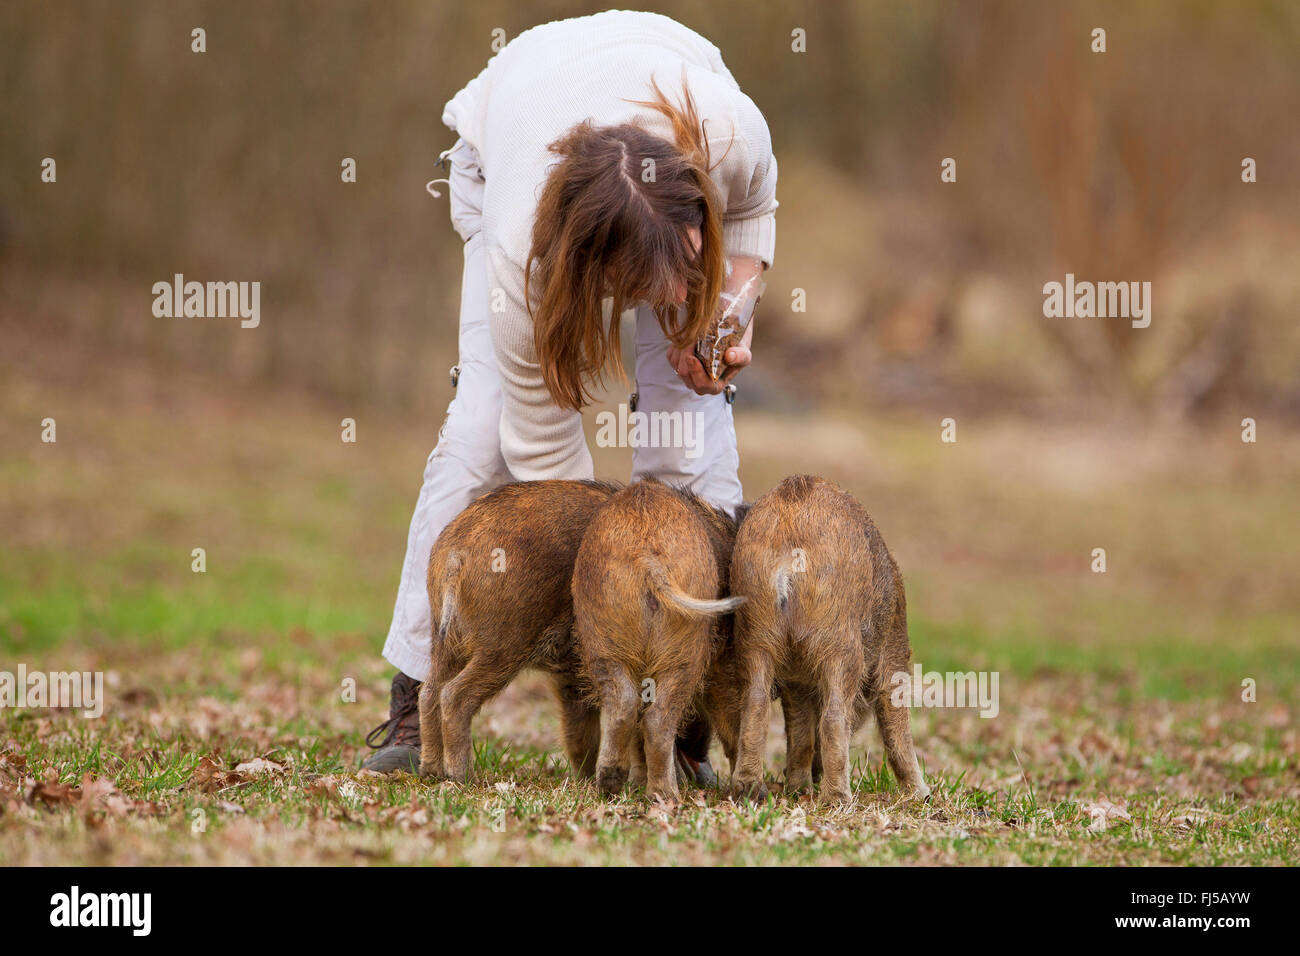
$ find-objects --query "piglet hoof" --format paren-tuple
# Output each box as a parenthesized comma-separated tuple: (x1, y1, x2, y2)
(783, 773, 813, 796)
(818, 788, 853, 808)
(417, 763, 444, 781)
(647, 788, 680, 810)
(597, 766, 628, 797)
(905, 781, 932, 802)
(730, 778, 767, 803)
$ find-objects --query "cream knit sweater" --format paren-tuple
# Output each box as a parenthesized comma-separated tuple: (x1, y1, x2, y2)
(441, 9, 778, 481)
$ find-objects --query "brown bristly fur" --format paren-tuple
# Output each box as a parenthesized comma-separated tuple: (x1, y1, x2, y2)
(418, 480, 619, 782)
(726, 475, 930, 805)
(573, 480, 744, 805)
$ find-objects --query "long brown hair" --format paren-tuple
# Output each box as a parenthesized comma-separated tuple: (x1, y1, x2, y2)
(525, 76, 728, 411)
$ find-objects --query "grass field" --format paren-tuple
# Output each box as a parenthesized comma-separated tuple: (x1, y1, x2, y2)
(2, 321, 1298, 865)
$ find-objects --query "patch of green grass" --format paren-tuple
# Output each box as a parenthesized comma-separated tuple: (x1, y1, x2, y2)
(0, 549, 385, 653)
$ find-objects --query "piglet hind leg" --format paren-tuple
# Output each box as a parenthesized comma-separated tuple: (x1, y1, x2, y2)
(641, 670, 694, 806)
(780, 689, 818, 795)
(551, 673, 601, 779)
(874, 691, 930, 799)
(417, 665, 447, 779)
(817, 668, 860, 806)
(730, 659, 774, 801)
(592, 662, 639, 797)
(439, 653, 515, 783)
(874, 609, 931, 799)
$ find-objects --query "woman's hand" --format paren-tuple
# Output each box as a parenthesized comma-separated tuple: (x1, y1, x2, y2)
(668, 255, 763, 395)
(667, 318, 753, 395)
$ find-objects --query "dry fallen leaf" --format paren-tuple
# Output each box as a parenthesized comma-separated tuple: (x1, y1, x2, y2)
(189, 756, 224, 792)
(1081, 793, 1131, 832)
(188, 756, 248, 793)
(233, 758, 284, 775)
(30, 775, 80, 807)
(79, 774, 116, 801)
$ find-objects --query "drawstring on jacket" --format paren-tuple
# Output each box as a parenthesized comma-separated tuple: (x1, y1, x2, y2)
(426, 142, 466, 198)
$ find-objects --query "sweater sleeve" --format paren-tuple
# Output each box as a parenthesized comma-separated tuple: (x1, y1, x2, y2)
(712, 92, 779, 268)
(441, 62, 490, 149)
(485, 244, 596, 482)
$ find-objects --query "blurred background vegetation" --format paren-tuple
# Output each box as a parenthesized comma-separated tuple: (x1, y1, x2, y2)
(4, 0, 1299, 418)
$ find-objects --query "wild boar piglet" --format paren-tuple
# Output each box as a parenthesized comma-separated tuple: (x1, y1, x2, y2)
(419, 480, 618, 782)
(573, 480, 744, 804)
(728, 475, 929, 804)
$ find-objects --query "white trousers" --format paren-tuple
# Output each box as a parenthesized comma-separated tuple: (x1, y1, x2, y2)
(382, 140, 743, 681)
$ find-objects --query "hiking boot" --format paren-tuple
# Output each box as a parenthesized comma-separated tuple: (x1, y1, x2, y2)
(676, 749, 719, 788)
(361, 672, 421, 773)
(674, 712, 718, 788)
